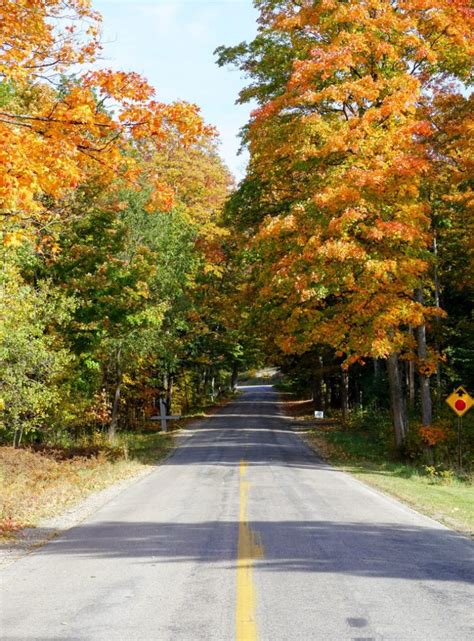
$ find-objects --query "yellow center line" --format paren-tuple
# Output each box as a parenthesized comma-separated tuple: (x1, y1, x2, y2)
(236, 459, 264, 641)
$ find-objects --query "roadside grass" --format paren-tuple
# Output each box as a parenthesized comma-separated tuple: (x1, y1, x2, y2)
(305, 427, 474, 536)
(0, 392, 236, 541)
(0, 430, 174, 540)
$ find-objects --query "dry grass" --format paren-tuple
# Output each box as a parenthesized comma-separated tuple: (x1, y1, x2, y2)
(0, 432, 173, 539)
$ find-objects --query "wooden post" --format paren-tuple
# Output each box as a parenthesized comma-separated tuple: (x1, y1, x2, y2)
(149, 400, 181, 431)
(159, 398, 167, 433)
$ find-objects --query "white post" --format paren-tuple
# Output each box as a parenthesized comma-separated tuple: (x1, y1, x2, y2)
(159, 398, 167, 433)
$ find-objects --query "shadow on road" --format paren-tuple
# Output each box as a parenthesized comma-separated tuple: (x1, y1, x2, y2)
(34, 519, 474, 585)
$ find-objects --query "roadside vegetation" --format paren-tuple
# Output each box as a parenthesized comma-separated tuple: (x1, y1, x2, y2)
(0, 431, 174, 539)
(217, 0, 473, 522)
(0, 1, 259, 538)
(285, 395, 473, 535)
(1, 1, 473, 539)
(0, 390, 239, 540)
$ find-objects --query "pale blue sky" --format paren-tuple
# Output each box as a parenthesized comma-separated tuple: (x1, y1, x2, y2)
(95, 0, 258, 180)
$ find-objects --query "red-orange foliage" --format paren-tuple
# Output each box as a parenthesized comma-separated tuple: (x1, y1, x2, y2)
(238, 0, 472, 363)
(0, 0, 215, 229)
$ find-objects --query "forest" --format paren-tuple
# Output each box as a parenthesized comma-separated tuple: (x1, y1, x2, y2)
(1, 0, 473, 477)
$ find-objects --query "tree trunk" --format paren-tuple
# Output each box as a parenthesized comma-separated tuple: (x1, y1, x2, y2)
(231, 363, 238, 391)
(408, 360, 416, 411)
(164, 371, 173, 415)
(210, 376, 215, 399)
(406, 326, 416, 410)
(432, 233, 442, 396)
(373, 358, 380, 381)
(13, 425, 24, 448)
(108, 346, 122, 443)
(183, 375, 190, 413)
(341, 366, 349, 423)
(386, 353, 408, 450)
(415, 289, 432, 426)
(312, 356, 325, 411)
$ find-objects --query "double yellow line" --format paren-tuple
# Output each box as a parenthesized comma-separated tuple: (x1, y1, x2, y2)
(236, 460, 264, 641)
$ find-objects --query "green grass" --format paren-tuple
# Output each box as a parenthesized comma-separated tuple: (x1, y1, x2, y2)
(343, 461, 474, 534)
(306, 429, 474, 536)
(121, 430, 175, 465)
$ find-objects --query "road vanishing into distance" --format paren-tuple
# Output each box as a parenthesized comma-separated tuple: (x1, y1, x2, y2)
(1, 385, 473, 641)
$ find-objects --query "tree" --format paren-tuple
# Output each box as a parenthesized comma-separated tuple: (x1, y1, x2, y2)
(0, 250, 73, 445)
(218, 0, 473, 448)
(0, 1, 213, 231)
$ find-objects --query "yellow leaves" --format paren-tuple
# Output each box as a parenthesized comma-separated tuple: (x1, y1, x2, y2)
(203, 263, 225, 277)
(317, 239, 367, 262)
(365, 259, 398, 281)
(0, 4, 217, 227)
(135, 282, 150, 299)
(0, 81, 214, 229)
(232, 0, 474, 366)
(0, 1, 101, 83)
(256, 214, 297, 241)
(86, 70, 155, 103)
(3, 231, 27, 248)
(327, 206, 366, 236)
(371, 336, 395, 359)
(144, 180, 175, 213)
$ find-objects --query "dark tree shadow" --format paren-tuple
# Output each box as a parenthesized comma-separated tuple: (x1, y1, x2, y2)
(35, 519, 474, 586)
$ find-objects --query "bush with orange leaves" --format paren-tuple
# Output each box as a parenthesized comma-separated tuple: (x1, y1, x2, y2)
(419, 425, 449, 447)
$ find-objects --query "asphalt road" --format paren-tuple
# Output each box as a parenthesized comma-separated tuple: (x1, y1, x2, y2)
(1, 385, 473, 641)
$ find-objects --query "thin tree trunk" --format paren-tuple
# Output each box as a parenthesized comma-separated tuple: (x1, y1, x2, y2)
(408, 360, 416, 411)
(231, 363, 238, 391)
(312, 356, 325, 411)
(432, 233, 442, 396)
(13, 425, 23, 448)
(109, 346, 122, 442)
(164, 371, 173, 415)
(341, 366, 349, 423)
(415, 289, 432, 426)
(373, 358, 380, 381)
(386, 353, 408, 450)
(211, 376, 215, 399)
(184, 375, 190, 413)
(407, 326, 416, 410)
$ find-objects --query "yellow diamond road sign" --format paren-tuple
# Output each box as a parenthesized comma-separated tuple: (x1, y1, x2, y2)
(446, 386, 474, 417)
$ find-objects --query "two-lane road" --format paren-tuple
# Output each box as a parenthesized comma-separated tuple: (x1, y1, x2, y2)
(1, 385, 473, 640)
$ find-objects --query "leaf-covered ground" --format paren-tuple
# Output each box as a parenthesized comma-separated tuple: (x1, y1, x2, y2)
(0, 432, 174, 539)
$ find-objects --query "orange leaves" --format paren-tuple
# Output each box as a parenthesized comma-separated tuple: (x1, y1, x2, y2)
(144, 180, 175, 213)
(85, 70, 155, 103)
(419, 425, 448, 447)
(0, 6, 216, 227)
(0, 1, 102, 82)
(316, 239, 367, 263)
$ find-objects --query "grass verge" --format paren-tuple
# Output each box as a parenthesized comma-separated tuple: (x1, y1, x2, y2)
(0, 430, 174, 540)
(305, 428, 473, 536)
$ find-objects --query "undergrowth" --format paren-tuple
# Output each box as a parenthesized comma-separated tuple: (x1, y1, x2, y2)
(0, 430, 173, 539)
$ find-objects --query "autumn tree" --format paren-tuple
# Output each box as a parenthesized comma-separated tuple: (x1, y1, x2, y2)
(0, 1, 237, 443)
(0, 0, 212, 236)
(218, 0, 473, 448)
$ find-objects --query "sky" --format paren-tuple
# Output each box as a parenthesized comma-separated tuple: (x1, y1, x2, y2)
(94, 0, 259, 180)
